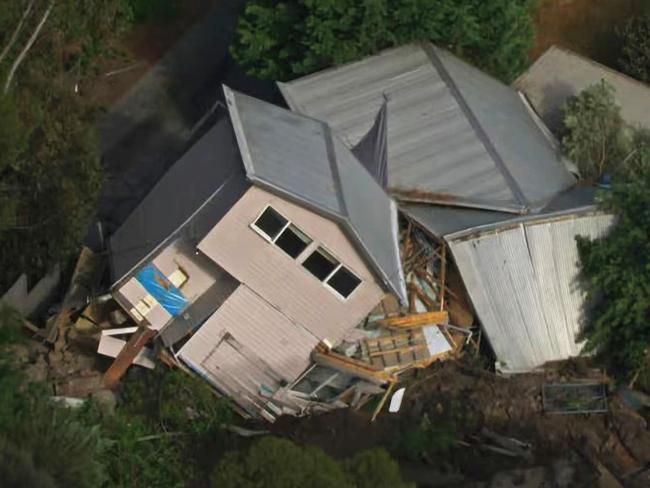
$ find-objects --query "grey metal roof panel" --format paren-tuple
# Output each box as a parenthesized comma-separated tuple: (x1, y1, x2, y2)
(402, 204, 513, 238)
(227, 87, 343, 216)
(435, 47, 576, 209)
(515, 45, 650, 132)
(403, 185, 599, 239)
(108, 114, 249, 284)
(279, 43, 575, 213)
(351, 99, 388, 186)
(448, 212, 615, 372)
(225, 87, 407, 303)
(333, 137, 406, 301)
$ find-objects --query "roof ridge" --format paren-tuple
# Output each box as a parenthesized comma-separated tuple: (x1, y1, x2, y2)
(422, 43, 529, 211)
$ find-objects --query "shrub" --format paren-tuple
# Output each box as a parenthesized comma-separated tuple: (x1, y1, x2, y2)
(618, 13, 650, 84)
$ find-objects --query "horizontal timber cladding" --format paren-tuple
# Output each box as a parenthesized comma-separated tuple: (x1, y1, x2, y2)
(448, 213, 614, 373)
(178, 285, 319, 392)
(197, 186, 385, 345)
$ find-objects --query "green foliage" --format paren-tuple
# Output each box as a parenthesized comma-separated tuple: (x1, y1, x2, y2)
(0, 309, 106, 488)
(125, 0, 180, 23)
(561, 81, 626, 180)
(393, 414, 456, 462)
(344, 448, 414, 488)
(619, 126, 650, 179)
(212, 437, 413, 488)
(0, 1, 133, 290)
(231, 0, 536, 83)
(561, 81, 650, 181)
(577, 176, 650, 375)
(618, 13, 650, 84)
(97, 368, 234, 487)
(212, 436, 353, 488)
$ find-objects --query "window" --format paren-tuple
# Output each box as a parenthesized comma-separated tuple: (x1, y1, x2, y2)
(327, 266, 361, 298)
(302, 247, 361, 298)
(302, 248, 337, 280)
(275, 225, 311, 258)
(253, 206, 288, 241)
(251, 205, 313, 259)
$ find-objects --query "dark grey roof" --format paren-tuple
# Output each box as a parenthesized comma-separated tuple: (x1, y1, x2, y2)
(352, 99, 388, 186)
(403, 186, 600, 238)
(108, 112, 250, 284)
(515, 45, 650, 132)
(279, 43, 575, 214)
(225, 87, 407, 303)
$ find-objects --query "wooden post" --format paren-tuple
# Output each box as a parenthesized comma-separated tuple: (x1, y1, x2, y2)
(439, 243, 447, 311)
(371, 380, 396, 422)
(103, 326, 156, 389)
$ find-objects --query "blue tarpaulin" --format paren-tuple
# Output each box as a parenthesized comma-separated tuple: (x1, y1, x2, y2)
(136, 264, 188, 317)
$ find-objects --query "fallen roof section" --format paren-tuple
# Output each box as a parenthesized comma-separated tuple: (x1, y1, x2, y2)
(447, 209, 614, 373)
(224, 86, 407, 304)
(279, 43, 574, 213)
(403, 186, 600, 239)
(515, 45, 650, 132)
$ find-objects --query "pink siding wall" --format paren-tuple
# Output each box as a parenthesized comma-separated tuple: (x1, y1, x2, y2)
(197, 187, 385, 344)
(179, 285, 318, 386)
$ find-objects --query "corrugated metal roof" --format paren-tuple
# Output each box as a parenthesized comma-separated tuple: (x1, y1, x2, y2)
(108, 112, 250, 284)
(225, 87, 407, 304)
(447, 212, 615, 373)
(279, 43, 574, 213)
(515, 45, 650, 132)
(403, 186, 600, 238)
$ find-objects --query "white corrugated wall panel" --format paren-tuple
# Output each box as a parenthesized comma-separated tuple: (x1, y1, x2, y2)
(449, 213, 615, 372)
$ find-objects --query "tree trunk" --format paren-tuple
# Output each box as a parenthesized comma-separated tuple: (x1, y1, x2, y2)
(0, 0, 36, 66)
(3, 1, 55, 95)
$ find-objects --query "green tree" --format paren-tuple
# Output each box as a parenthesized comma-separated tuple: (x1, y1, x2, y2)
(618, 13, 650, 84)
(620, 126, 650, 179)
(577, 176, 650, 375)
(231, 0, 536, 83)
(344, 448, 414, 488)
(212, 436, 353, 488)
(561, 80, 626, 180)
(0, 0, 132, 291)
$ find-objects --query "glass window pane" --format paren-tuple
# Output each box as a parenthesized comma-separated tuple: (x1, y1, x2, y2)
(327, 266, 361, 298)
(302, 248, 338, 281)
(254, 206, 287, 240)
(275, 225, 312, 259)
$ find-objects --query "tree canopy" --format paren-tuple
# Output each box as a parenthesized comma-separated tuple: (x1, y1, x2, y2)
(561, 81, 650, 181)
(577, 175, 650, 375)
(618, 12, 650, 84)
(0, 0, 133, 291)
(211, 437, 413, 488)
(231, 0, 537, 83)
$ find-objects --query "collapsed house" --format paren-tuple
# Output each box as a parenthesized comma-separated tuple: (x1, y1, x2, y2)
(105, 87, 459, 420)
(278, 42, 615, 373)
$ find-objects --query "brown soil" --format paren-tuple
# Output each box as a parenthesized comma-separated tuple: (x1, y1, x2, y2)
(532, 0, 649, 65)
(81, 0, 220, 109)
(271, 360, 650, 486)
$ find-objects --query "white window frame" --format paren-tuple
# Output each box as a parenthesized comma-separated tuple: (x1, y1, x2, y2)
(250, 204, 291, 244)
(301, 246, 362, 301)
(250, 204, 313, 260)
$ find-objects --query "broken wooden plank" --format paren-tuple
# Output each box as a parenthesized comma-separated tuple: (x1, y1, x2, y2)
(371, 380, 397, 422)
(376, 310, 448, 328)
(312, 350, 394, 385)
(103, 326, 156, 388)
